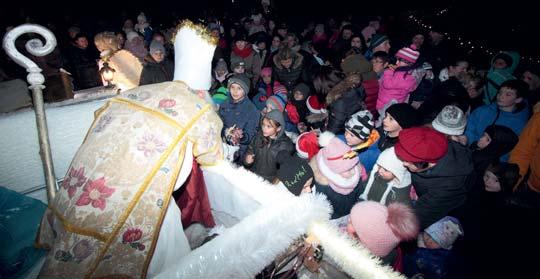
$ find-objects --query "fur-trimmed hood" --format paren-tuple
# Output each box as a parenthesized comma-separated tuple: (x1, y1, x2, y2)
(273, 51, 304, 70)
(326, 74, 362, 105)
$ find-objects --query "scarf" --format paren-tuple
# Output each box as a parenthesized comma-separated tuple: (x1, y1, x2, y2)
(233, 45, 253, 59)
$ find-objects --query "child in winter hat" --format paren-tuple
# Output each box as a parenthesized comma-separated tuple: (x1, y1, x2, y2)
(410, 216, 464, 278)
(344, 110, 377, 147)
(347, 201, 419, 259)
(379, 103, 420, 152)
(431, 105, 468, 146)
(287, 83, 311, 128)
(359, 147, 412, 206)
(310, 132, 367, 219)
(431, 105, 467, 136)
(419, 216, 463, 250)
(484, 162, 520, 193)
(395, 44, 420, 65)
(265, 91, 288, 113)
(316, 131, 364, 195)
(295, 131, 320, 160)
(376, 44, 420, 113)
(471, 124, 519, 178)
(275, 150, 315, 195)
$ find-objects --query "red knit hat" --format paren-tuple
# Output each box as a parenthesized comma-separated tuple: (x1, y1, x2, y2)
(395, 44, 420, 64)
(306, 95, 326, 114)
(394, 127, 448, 163)
(296, 131, 320, 160)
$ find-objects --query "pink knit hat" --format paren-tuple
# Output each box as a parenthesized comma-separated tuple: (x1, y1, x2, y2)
(395, 44, 420, 64)
(261, 67, 272, 77)
(316, 132, 360, 194)
(350, 201, 419, 257)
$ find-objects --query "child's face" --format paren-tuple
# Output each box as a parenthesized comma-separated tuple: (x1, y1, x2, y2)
(351, 37, 362, 49)
(229, 83, 245, 102)
(496, 87, 521, 109)
(235, 40, 247, 50)
(262, 103, 274, 116)
(216, 69, 226, 76)
(377, 166, 396, 181)
(484, 171, 501, 192)
(280, 58, 293, 69)
(346, 217, 358, 238)
(262, 118, 281, 138)
(301, 177, 314, 194)
(344, 130, 364, 146)
(293, 90, 305, 101)
(422, 233, 441, 249)
(383, 113, 402, 134)
(371, 58, 387, 74)
(477, 133, 491, 149)
(233, 66, 245, 74)
(493, 58, 508, 69)
(262, 74, 272, 84)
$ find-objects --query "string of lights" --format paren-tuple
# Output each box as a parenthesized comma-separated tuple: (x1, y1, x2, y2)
(408, 13, 540, 65)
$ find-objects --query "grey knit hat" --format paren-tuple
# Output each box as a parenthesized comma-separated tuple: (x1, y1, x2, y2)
(432, 105, 467, 136)
(227, 74, 250, 95)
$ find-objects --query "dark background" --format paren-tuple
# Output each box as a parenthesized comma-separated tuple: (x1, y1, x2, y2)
(1, 0, 538, 63)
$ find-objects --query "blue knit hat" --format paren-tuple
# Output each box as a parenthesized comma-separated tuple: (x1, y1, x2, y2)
(369, 34, 389, 50)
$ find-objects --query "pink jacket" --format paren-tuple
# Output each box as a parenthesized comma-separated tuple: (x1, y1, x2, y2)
(376, 69, 417, 110)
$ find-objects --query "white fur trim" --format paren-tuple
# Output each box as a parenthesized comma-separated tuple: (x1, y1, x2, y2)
(155, 192, 331, 278)
(295, 136, 309, 159)
(308, 222, 405, 279)
(318, 131, 335, 147)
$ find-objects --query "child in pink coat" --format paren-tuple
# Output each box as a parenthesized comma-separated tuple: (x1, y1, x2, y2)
(376, 45, 421, 114)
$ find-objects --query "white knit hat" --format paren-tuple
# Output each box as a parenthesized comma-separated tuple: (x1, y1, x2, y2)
(432, 105, 467, 136)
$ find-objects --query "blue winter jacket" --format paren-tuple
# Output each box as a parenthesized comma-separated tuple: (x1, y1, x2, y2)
(465, 104, 529, 160)
(219, 97, 261, 158)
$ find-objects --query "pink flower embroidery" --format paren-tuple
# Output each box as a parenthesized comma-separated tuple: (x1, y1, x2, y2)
(158, 98, 176, 109)
(122, 228, 142, 243)
(62, 166, 87, 198)
(75, 177, 115, 211)
(137, 133, 167, 157)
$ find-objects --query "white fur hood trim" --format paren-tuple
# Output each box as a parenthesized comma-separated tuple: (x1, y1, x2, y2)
(308, 222, 405, 279)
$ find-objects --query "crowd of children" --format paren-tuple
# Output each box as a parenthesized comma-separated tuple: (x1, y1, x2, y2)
(2, 6, 540, 278)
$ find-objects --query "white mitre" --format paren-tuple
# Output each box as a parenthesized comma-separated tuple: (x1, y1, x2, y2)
(173, 20, 218, 91)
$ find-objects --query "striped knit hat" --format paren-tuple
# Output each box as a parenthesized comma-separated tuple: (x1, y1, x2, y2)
(345, 110, 374, 141)
(266, 92, 288, 112)
(369, 34, 389, 50)
(395, 44, 420, 64)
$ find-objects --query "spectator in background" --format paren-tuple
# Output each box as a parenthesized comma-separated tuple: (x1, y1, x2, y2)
(64, 33, 100, 90)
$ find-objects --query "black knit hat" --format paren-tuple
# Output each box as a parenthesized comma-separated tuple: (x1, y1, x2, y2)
(385, 103, 419, 129)
(293, 83, 310, 99)
(483, 125, 519, 156)
(486, 162, 521, 193)
(276, 151, 314, 196)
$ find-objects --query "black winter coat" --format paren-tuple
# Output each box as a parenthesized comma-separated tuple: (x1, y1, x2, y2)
(412, 141, 475, 229)
(139, 59, 174, 86)
(326, 87, 365, 134)
(272, 52, 306, 94)
(244, 132, 294, 182)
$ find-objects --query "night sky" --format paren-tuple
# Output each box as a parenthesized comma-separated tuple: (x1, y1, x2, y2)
(1, 0, 538, 62)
